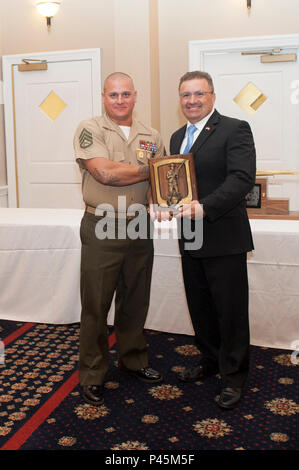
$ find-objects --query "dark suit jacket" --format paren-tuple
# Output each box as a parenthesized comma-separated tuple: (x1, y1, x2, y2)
(170, 110, 256, 258)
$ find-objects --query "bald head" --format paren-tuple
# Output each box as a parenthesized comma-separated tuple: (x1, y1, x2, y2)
(103, 72, 135, 92)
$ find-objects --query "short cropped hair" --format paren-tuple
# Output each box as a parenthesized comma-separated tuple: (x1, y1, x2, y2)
(179, 71, 214, 92)
(103, 72, 135, 91)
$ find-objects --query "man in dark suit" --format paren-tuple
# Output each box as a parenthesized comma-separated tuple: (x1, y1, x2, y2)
(170, 71, 256, 409)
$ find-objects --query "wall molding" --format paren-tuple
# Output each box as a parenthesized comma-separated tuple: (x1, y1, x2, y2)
(0, 81, 3, 105)
(0, 185, 8, 207)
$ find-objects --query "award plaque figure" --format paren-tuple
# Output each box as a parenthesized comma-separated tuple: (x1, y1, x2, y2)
(167, 163, 182, 205)
(148, 154, 198, 210)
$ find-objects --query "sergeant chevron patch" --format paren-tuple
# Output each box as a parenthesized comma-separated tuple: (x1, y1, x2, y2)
(79, 128, 93, 149)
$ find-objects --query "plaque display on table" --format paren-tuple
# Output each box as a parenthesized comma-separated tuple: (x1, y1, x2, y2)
(148, 153, 198, 208)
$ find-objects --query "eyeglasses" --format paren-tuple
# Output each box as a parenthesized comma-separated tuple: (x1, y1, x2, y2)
(106, 92, 134, 100)
(180, 91, 214, 100)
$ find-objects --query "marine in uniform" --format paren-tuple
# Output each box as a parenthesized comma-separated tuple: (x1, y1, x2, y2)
(73, 72, 164, 406)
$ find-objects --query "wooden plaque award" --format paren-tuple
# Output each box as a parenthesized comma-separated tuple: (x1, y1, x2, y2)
(148, 154, 198, 208)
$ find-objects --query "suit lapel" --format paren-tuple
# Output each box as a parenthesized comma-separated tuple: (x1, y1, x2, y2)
(172, 125, 187, 155)
(190, 110, 221, 155)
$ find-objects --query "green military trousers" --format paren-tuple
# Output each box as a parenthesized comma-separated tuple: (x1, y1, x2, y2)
(79, 211, 154, 386)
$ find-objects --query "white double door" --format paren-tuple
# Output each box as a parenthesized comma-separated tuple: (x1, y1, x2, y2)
(189, 35, 299, 210)
(3, 49, 101, 208)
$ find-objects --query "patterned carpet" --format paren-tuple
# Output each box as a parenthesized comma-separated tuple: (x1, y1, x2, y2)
(0, 319, 298, 452)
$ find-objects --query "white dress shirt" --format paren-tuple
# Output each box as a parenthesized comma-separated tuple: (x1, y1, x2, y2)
(179, 108, 215, 154)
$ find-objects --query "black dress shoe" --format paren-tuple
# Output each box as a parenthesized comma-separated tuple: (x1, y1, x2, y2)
(216, 387, 242, 409)
(178, 364, 218, 383)
(82, 385, 104, 406)
(121, 366, 163, 383)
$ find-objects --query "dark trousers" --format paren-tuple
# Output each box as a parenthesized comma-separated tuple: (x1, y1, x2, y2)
(79, 212, 154, 386)
(181, 251, 250, 388)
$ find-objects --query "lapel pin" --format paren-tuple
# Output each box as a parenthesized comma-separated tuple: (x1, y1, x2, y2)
(205, 126, 211, 131)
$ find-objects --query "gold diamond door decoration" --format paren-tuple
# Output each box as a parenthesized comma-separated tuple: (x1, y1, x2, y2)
(39, 91, 67, 121)
(234, 82, 267, 116)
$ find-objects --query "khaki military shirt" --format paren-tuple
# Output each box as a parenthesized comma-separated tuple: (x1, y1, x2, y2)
(73, 113, 164, 211)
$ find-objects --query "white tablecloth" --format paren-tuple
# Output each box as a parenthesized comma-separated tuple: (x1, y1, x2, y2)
(0, 208, 298, 349)
(247, 219, 299, 350)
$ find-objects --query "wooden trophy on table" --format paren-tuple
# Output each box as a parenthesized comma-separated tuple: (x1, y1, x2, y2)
(246, 170, 299, 220)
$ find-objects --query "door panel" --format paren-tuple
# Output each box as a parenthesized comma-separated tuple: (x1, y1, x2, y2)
(3, 49, 101, 208)
(14, 60, 92, 208)
(204, 51, 298, 168)
(27, 183, 84, 209)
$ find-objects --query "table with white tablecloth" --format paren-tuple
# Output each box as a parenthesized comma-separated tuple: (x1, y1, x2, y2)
(0, 208, 298, 349)
(0, 209, 83, 325)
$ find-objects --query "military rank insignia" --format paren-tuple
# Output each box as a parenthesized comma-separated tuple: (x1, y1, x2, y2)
(79, 128, 93, 149)
(136, 140, 157, 162)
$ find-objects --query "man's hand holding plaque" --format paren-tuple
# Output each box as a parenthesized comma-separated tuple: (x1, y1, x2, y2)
(175, 200, 205, 220)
